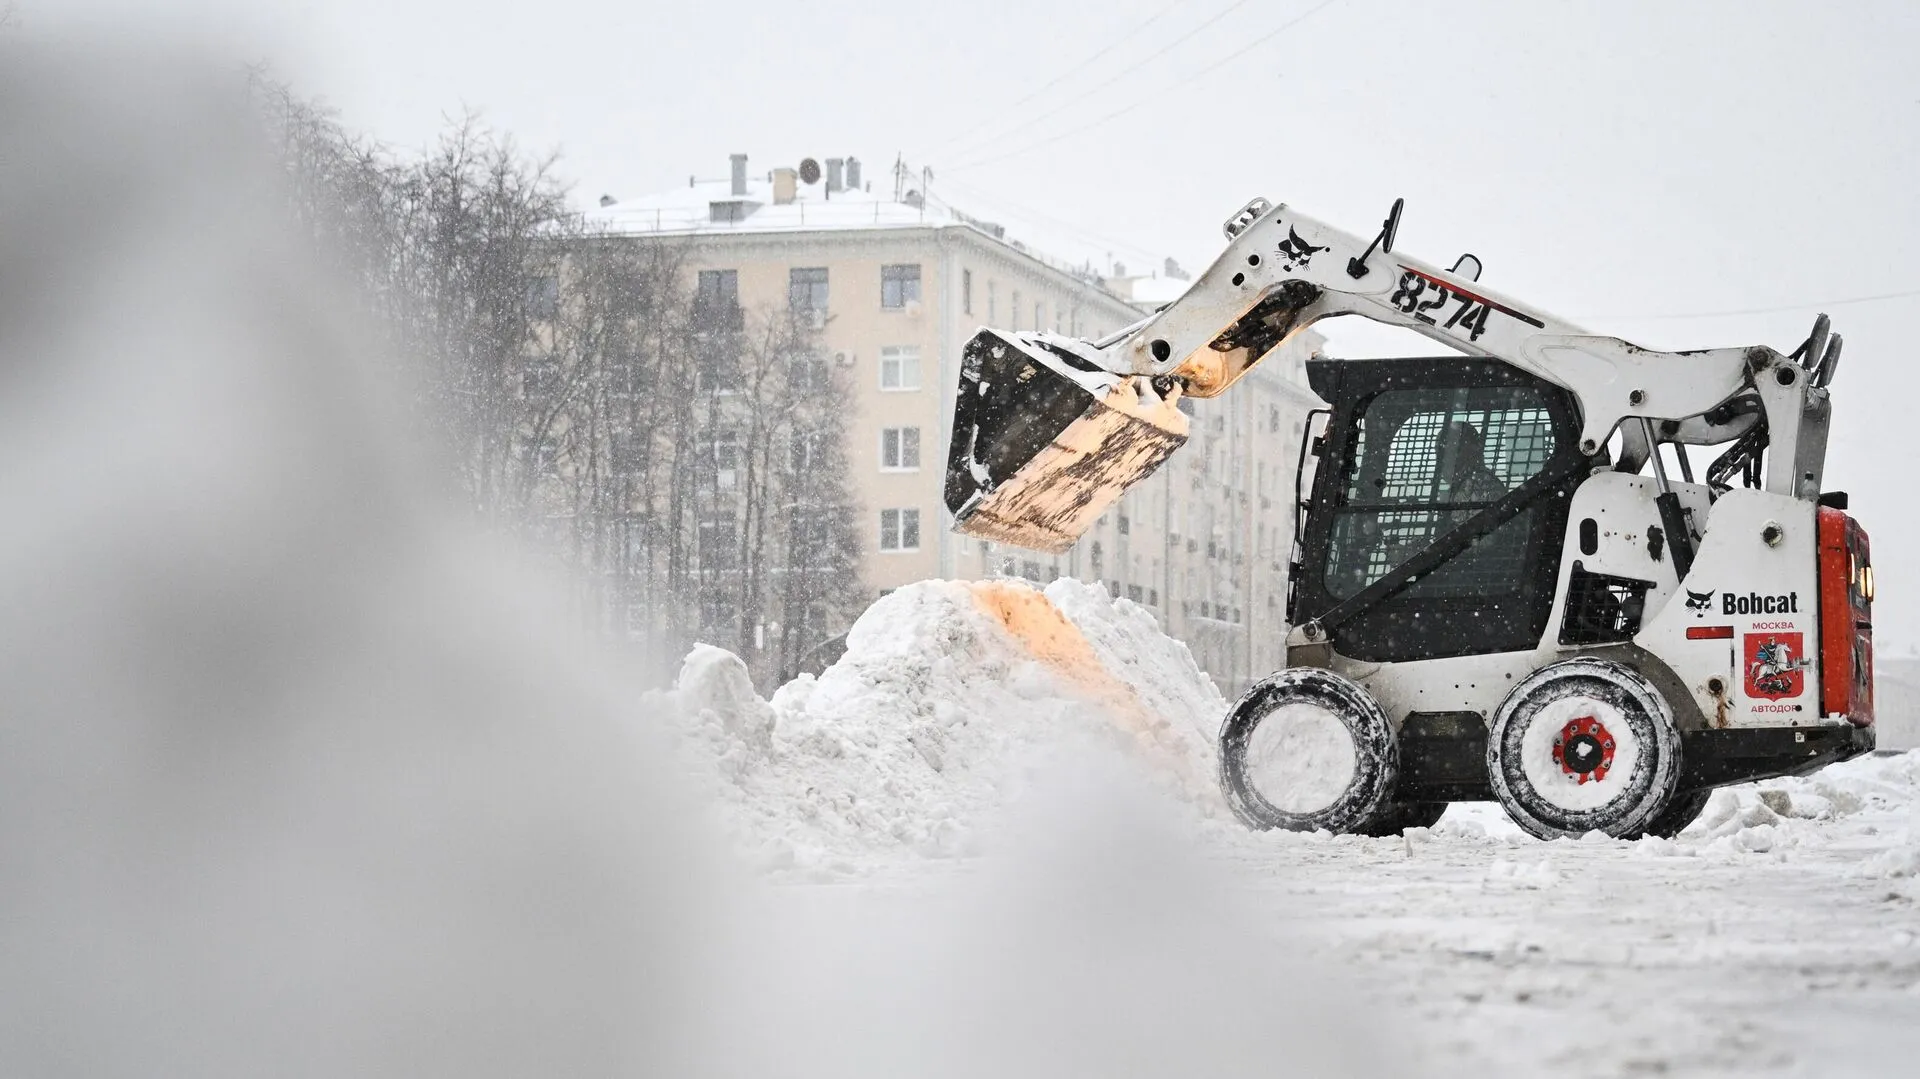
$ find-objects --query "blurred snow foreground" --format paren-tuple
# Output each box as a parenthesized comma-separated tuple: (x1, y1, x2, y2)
(0, 40, 1388, 1078)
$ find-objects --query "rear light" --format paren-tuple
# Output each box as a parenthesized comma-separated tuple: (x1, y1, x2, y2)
(1686, 626, 1734, 640)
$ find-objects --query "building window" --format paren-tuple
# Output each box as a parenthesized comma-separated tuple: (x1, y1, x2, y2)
(879, 508, 921, 552)
(1035, 300, 1045, 331)
(1011, 290, 1022, 330)
(881, 426, 921, 470)
(881, 264, 921, 308)
(788, 350, 830, 392)
(790, 429, 825, 473)
(1118, 514, 1130, 535)
(693, 268, 742, 338)
(789, 267, 829, 311)
(1090, 540, 1104, 577)
(1127, 584, 1143, 603)
(607, 352, 649, 398)
(613, 432, 647, 472)
(789, 509, 839, 569)
(879, 345, 922, 391)
(696, 269, 738, 307)
(711, 430, 740, 490)
(1149, 588, 1159, 606)
(698, 512, 737, 569)
(694, 348, 738, 394)
(988, 281, 997, 322)
(962, 269, 973, 315)
(527, 275, 559, 318)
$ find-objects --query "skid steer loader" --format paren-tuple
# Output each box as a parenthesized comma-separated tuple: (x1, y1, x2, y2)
(944, 197, 1874, 839)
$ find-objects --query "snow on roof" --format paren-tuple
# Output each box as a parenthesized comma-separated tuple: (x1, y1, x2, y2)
(587, 174, 956, 237)
(582, 170, 1124, 292)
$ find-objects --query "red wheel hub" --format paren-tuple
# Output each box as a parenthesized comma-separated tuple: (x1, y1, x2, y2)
(1552, 715, 1616, 783)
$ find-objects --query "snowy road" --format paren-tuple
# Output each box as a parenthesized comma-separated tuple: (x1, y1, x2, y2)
(1214, 769, 1920, 1078)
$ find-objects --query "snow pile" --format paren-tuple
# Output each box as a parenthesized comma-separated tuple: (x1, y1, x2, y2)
(664, 579, 1228, 874)
(1675, 748, 1920, 858)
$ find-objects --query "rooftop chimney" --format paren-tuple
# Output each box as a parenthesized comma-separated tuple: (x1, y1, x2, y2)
(772, 167, 797, 206)
(825, 157, 844, 194)
(845, 156, 862, 192)
(729, 153, 748, 197)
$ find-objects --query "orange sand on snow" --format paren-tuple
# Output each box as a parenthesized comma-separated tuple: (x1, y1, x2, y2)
(966, 581, 1207, 793)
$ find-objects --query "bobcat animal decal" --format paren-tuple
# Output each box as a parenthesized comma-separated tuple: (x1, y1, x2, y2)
(1277, 227, 1327, 272)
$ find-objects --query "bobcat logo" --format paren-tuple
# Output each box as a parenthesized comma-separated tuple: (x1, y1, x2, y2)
(1277, 227, 1327, 272)
(1685, 589, 1714, 616)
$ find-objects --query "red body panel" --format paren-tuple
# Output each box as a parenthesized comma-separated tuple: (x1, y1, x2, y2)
(1817, 508, 1874, 726)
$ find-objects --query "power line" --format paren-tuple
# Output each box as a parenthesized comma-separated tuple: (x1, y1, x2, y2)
(938, 0, 1261, 164)
(933, 174, 1166, 265)
(920, 0, 1196, 161)
(1576, 287, 1920, 322)
(947, 0, 1346, 173)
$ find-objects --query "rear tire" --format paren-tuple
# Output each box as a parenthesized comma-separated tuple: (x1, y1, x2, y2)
(1220, 668, 1397, 834)
(1487, 658, 1682, 840)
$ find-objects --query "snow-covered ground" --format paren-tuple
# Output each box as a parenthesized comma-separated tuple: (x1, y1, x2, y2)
(668, 580, 1920, 1077)
(1221, 763, 1920, 1077)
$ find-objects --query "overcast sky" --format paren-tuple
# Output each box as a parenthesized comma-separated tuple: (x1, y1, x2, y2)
(28, 0, 1920, 647)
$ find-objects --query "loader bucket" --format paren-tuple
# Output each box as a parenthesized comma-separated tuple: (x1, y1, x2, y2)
(945, 329, 1189, 554)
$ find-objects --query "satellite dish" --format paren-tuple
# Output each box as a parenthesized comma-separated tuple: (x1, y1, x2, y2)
(798, 158, 821, 185)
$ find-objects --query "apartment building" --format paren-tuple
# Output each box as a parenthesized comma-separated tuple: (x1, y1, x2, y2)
(591, 154, 1324, 694)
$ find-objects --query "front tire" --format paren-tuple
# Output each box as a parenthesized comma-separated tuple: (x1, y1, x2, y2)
(1635, 787, 1712, 839)
(1487, 658, 1682, 839)
(1220, 668, 1397, 834)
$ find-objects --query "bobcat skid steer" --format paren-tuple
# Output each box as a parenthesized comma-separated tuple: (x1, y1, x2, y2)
(943, 197, 1874, 839)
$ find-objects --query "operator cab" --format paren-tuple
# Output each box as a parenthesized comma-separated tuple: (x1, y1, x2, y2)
(1289, 357, 1585, 663)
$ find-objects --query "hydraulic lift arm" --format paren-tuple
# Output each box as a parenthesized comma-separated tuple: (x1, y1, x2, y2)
(945, 198, 1835, 554)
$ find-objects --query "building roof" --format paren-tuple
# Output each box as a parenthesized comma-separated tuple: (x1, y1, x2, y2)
(588, 173, 957, 237)
(582, 165, 1133, 298)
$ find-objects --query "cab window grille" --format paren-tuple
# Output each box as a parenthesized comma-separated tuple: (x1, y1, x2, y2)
(1324, 386, 1554, 599)
(1558, 564, 1655, 645)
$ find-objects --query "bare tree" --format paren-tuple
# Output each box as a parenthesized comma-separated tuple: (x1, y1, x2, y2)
(771, 334, 862, 681)
(254, 78, 863, 683)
